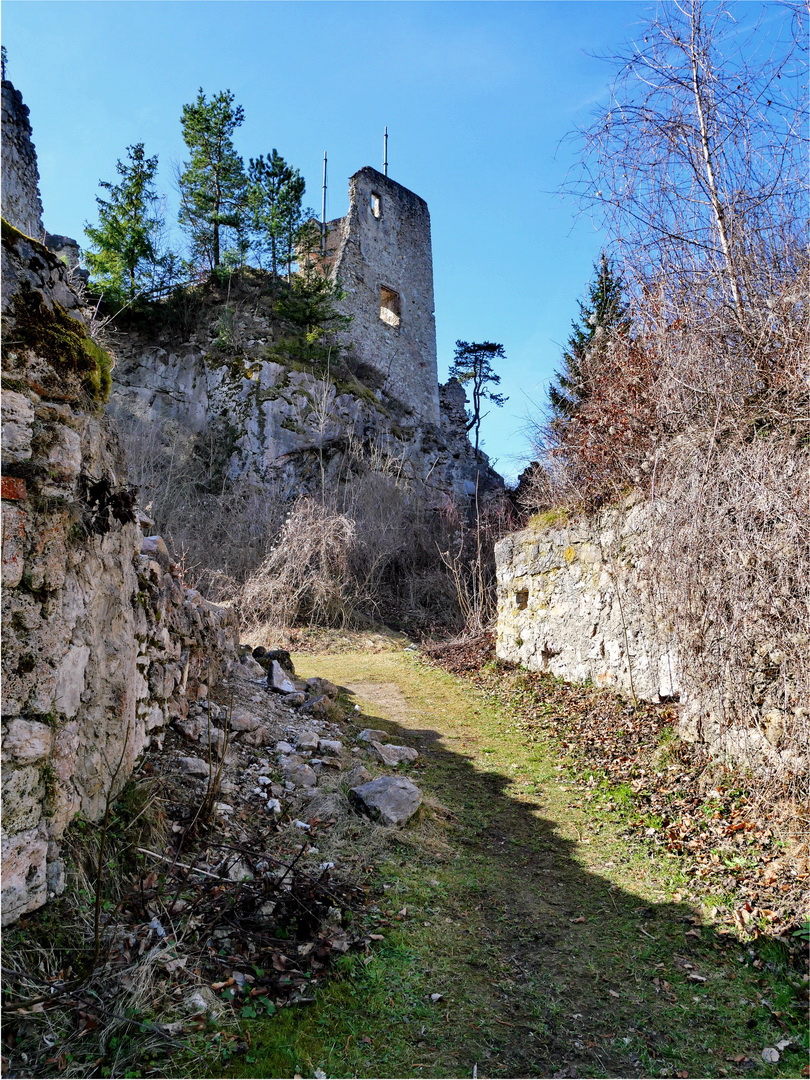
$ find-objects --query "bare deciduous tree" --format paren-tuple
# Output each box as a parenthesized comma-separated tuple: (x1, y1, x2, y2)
(527, 1, 810, 782)
(567, 0, 808, 332)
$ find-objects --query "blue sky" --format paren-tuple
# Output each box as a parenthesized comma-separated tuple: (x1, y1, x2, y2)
(0, 1, 713, 478)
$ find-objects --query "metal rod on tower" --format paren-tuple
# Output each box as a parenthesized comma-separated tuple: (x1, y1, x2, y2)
(321, 151, 327, 255)
(383, 127, 388, 177)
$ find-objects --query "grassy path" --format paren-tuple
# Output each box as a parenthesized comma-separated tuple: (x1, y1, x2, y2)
(227, 646, 805, 1079)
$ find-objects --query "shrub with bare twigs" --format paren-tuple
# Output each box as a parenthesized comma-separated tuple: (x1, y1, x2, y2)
(523, 1, 809, 776)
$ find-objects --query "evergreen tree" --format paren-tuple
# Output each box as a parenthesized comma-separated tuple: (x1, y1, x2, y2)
(248, 150, 306, 280)
(273, 219, 351, 363)
(178, 89, 247, 272)
(449, 341, 508, 457)
(84, 143, 168, 303)
(549, 254, 630, 420)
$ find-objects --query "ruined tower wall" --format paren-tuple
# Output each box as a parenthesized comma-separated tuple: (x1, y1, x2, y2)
(1, 79, 44, 238)
(329, 167, 440, 427)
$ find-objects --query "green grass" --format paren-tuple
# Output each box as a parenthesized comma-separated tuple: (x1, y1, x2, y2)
(219, 649, 808, 1079)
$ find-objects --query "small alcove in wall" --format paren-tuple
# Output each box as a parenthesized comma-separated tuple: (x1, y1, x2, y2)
(379, 286, 401, 327)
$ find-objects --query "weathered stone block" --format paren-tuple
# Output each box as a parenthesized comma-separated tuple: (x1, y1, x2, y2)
(349, 775, 422, 827)
(1, 765, 44, 832)
(2, 719, 53, 763)
(53, 644, 91, 718)
(366, 741, 419, 767)
(1, 828, 48, 926)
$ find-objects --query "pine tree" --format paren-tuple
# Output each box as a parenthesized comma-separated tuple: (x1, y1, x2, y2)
(248, 150, 306, 280)
(178, 89, 247, 273)
(449, 341, 508, 457)
(84, 143, 167, 304)
(549, 254, 630, 420)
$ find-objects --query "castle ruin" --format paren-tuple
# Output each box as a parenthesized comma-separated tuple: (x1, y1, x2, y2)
(321, 167, 441, 428)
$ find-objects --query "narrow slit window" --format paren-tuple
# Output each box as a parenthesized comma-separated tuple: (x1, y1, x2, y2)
(380, 286, 401, 327)
(370, 192, 381, 218)
(515, 589, 529, 610)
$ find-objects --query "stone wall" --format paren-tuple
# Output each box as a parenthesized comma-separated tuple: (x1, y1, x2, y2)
(495, 504, 806, 774)
(495, 501, 678, 703)
(325, 167, 440, 428)
(1, 202, 237, 928)
(1, 79, 44, 239)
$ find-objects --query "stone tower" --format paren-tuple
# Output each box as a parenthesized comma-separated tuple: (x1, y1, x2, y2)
(323, 167, 440, 427)
(1, 77, 44, 238)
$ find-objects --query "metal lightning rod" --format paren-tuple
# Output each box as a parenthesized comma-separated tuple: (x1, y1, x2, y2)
(321, 151, 327, 255)
(383, 127, 388, 177)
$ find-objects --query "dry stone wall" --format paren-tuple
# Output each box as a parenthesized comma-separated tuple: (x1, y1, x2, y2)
(495, 501, 678, 703)
(1, 188, 237, 928)
(496, 503, 806, 774)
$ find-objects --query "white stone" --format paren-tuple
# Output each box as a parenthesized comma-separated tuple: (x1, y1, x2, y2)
(2, 719, 53, 763)
(366, 741, 419, 767)
(357, 728, 392, 744)
(296, 730, 320, 751)
(268, 660, 296, 694)
(53, 644, 91, 718)
(177, 756, 211, 777)
(349, 775, 422, 827)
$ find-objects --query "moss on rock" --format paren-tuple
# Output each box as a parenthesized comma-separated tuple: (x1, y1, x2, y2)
(2, 218, 113, 403)
(6, 282, 112, 402)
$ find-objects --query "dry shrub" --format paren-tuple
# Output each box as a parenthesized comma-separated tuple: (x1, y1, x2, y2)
(239, 498, 359, 628)
(236, 484, 461, 635)
(236, 470, 515, 636)
(522, 0, 809, 777)
(538, 332, 659, 510)
(644, 425, 810, 774)
(112, 377, 510, 636)
(524, 265, 810, 777)
(437, 492, 518, 634)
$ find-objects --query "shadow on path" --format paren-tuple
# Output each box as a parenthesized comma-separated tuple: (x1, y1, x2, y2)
(325, 666, 798, 1079)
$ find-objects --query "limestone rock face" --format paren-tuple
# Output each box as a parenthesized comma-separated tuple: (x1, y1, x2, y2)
(108, 314, 501, 509)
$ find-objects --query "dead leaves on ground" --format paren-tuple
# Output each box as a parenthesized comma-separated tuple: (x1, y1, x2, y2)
(425, 640, 808, 946)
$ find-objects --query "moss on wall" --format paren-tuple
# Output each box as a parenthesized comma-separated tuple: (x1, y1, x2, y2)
(2, 219, 113, 403)
(5, 285, 112, 401)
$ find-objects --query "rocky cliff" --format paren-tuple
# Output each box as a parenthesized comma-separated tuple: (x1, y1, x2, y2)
(106, 283, 500, 511)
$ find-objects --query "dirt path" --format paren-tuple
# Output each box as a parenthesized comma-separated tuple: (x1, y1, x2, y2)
(232, 646, 803, 1080)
